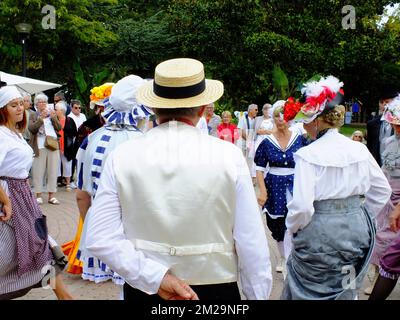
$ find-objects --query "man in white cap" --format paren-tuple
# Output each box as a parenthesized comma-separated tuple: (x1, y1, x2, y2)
(85, 58, 272, 301)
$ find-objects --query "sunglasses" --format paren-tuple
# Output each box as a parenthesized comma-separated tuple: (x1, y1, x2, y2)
(73, 106, 81, 110)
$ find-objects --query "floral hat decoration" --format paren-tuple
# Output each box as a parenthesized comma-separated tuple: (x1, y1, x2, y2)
(294, 75, 345, 123)
(90, 82, 114, 109)
(270, 99, 302, 124)
(383, 94, 400, 125)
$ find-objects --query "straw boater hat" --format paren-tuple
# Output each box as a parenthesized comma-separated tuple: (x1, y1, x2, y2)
(383, 94, 400, 125)
(136, 58, 224, 108)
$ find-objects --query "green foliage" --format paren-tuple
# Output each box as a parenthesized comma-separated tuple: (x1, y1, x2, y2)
(0, 0, 399, 119)
(271, 65, 289, 101)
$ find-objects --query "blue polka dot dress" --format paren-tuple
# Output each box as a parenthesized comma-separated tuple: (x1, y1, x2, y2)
(255, 132, 308, 219)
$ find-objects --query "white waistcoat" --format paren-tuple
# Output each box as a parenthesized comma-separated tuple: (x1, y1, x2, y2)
(113, 122, 240, 285)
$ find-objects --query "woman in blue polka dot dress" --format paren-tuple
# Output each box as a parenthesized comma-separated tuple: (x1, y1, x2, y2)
(254, 100, 308, 273)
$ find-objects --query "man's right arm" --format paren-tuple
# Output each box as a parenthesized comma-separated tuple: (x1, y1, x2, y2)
(233, 150, 272, 299)
(85, 153, 168, 294)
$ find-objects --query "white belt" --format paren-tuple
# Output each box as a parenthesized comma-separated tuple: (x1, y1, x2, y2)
(134, 239, 234, 256)
(268, 167, 294, 176)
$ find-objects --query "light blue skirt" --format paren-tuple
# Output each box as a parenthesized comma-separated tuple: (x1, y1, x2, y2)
(281, 195, 376, 300)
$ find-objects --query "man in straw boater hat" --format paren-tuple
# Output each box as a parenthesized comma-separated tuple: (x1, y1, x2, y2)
(85, 58, 272, 300)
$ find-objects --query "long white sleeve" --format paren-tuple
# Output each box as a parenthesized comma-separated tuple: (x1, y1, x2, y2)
(234, 156, 272, 299)
(364, 153, 392, 216)
(85, 153, 169, 294)
(286, 157, 316, 234)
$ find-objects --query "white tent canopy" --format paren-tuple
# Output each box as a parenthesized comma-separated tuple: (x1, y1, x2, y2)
(0, 71, 62, 95)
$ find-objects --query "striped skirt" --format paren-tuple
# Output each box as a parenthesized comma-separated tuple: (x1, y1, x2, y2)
(0, 176, 54, 297)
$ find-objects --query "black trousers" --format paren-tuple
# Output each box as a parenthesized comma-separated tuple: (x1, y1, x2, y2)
(123, 282, 241, 301)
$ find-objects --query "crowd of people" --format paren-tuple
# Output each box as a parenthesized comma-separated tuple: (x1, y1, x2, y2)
(1, 57, 400, 301)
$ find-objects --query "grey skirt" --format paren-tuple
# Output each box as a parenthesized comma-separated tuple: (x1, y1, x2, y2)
(281, 195, 376, 300)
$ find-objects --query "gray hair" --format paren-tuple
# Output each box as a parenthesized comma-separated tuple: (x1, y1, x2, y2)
(22, 93, 32, 103)
(55, 101, 67, 114)
(248, 104, 258, 112)
(54, 90, 65, 100)
(34, 93, 48, 106)
(262, 103, 272, 111)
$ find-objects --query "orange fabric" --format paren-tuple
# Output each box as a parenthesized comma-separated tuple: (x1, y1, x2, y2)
(58, 117, 66, 152)
(62, 216, 84, 275)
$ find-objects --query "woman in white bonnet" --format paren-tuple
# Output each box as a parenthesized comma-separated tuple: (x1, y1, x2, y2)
(71, 75, 152, 290)
(0, 85, 72, 299)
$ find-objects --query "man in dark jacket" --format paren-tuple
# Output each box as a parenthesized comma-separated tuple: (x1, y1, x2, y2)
(366, 87, 398, 167)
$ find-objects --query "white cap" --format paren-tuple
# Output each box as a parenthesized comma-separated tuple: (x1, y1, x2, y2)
(0, 86, 22, 109)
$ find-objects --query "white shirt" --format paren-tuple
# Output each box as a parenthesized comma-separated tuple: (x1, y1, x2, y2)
(237, 114, 256, 135)
(0, 126, 34, 193)
(195, 117, 209, 135)
(286, 129, 391, 234)
(85, 134, 273, 299)
(68, 112, 87, 130)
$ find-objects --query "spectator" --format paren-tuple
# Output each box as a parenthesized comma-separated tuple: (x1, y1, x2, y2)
(237, 104, 258, 181)
(351, 130, 366, 144)
(22, 93, 34, 143)
(67, 99, 87, 189)
(217, 111, 239, 143)
(54, 101, 76, 191)
(204, 103, 221, 137)
(254, 103, 274, 152)
(54, 90, 71, 115)
(28, 93, 62, 205)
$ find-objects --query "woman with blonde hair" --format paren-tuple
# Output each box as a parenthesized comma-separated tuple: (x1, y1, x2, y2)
(217, 110, 239, 144)
(254, 99, 308, 274)
(282, 76, 391, 300)
(351, 130, 365, 144)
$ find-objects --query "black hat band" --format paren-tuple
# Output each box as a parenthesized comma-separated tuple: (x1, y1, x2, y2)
(153, 79, 206, 99)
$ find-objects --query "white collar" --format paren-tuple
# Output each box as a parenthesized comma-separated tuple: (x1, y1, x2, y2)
(294, 128, 369, 167)
(266, 130, 297, 151)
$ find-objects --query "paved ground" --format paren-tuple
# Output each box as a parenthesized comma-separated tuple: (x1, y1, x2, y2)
(18, 187, 400, 300)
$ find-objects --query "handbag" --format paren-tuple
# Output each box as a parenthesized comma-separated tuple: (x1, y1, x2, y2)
(44, 135, 59, 151)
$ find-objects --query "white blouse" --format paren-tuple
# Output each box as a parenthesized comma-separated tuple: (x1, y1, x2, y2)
(195, 117, 209, 135)
(0, 126, 33, 179)
(286, 129, 391, 234)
